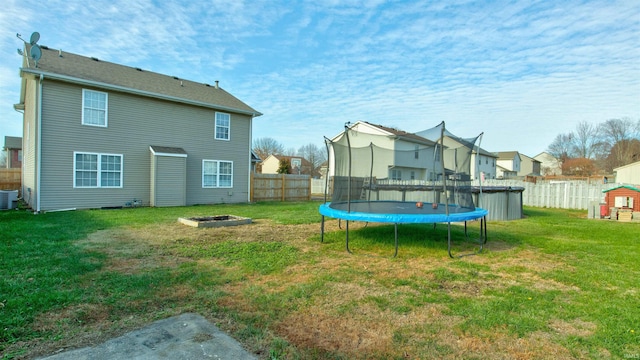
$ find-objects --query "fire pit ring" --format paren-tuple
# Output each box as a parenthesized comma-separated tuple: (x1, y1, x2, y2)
(178, 215, 252, 228)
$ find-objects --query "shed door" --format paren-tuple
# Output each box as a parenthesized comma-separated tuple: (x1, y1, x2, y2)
(151, 155, 187, 207)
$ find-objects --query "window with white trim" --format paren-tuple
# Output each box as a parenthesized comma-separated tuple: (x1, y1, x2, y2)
(214, 112, 230, 140)
(74, 152, 122, 188)
(390, 169, 401, 180)
(203, 160, 233, 188)
(82, 89, 108, 127)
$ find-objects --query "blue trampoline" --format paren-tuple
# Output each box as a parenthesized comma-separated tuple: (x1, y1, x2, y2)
(320, 121, 489, 257)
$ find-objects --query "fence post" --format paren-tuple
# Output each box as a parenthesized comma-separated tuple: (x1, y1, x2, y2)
(250, 172, 255, 202)
(281, 174, 286, 202)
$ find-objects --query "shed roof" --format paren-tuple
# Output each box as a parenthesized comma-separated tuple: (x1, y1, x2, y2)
(20, 44, 261, 117)
(4, 136, 22, 150)
(602, 185, 640, 193)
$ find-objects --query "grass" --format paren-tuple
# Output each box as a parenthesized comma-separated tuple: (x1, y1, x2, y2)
(1, 202, 639, 359)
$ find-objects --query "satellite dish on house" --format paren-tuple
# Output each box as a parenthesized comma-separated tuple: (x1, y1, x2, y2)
(30, 32, 40, 45)
(30, 44, 42, 61)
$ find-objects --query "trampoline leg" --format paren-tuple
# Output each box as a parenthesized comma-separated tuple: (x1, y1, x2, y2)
(483, 216, 488, 244)
(393, 223, 398, 258)
(345, 220, 353, 254)
(449, 217, 487, 258)
(447, 222, 453, 258)
(321, 215, 325, 243)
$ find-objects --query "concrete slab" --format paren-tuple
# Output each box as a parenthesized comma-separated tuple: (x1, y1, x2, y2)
(36, 313, 257, 360)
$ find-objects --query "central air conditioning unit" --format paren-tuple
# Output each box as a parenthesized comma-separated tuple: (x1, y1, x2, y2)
(0, 190, 19, 210)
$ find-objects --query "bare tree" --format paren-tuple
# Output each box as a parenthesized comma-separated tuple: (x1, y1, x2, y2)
(252, 137, 284, 160)
(598, 117, 639, 170)
(547, 133, 574, 162)
(572, 121, 598, 159)
(297, 143, 327, 174)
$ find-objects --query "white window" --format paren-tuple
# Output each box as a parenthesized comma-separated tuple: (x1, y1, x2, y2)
(390, 169, 401, 180)
(203, 160, 233, 188)
(74, 152, 122, 188)
(615, 196, 634, 208)
(82, 89, 108, 127)
(215, 112, 230, 140)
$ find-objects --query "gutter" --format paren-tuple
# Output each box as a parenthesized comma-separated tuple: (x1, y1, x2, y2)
(20, 68, 263, 118)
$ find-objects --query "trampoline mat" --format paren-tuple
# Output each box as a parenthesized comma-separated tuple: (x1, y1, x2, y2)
(320, 201, 488, 224)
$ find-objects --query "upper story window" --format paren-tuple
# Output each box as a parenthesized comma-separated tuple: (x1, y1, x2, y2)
(414, 145, 419, 159)
(82, 89, 108, 127)
(74, 152, 122, 188)
(215, 112, 230, 140)
(390, 169, 401, 181)
(203, 160, 233, 188)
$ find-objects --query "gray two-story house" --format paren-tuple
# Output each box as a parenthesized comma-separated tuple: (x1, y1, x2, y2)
(328, 122, 440, 181)
(15, 42, 261, 212)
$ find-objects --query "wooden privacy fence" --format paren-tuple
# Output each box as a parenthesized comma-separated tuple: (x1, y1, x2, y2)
(0, 169, 21, 192)
(251, 173, 311, 202)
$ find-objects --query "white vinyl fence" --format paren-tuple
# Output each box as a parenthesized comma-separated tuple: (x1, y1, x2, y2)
(312, 178, 620, 210)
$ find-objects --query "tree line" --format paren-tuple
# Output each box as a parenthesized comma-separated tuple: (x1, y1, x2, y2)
(253, 137, 327, 177)
(547, 117, 640, 176)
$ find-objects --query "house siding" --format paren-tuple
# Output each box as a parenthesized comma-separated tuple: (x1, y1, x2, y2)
(261, 155, 280, 174)
(614, 162, 640, 185)
(37, 79, 251, 210)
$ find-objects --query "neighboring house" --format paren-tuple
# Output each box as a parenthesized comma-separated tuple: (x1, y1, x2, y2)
(261, 154, 314, 175)
(613, 161, 640, 185)
(496, 151, 522, 179)
(518, 154, 542, 177)
(415, 127, 496, 181)
(3, 136, 22, 168)
(329, 121, 439, 181)
(534, 151, 562, 176)
(496, 164, 517, 179)
(250, 151, 261, 173)
(15, 42, 261, 211)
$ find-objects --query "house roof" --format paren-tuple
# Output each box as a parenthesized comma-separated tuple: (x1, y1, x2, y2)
(519, 153, 541, 163)
(270, 155, 312, 166)
(360, 122, 436, 145)
(19, 44, 261, 117)
(415, 126, 494, 157)
(602, 185, 640, 193)
(4, 136, 22, 150)
(497, 151, 521, 160)
(613, 160, 640, 172)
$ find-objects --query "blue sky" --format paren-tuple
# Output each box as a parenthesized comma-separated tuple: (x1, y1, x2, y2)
(2, 0, 639, 157)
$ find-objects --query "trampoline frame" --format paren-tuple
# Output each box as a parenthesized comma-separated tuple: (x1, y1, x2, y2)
(320, 201, 488, 258)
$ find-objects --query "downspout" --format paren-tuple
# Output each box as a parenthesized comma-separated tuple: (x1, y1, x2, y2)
(36, 74, 43, 213)
(248, 113, 254, 203)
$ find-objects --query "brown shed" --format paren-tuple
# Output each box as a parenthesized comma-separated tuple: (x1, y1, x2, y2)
(602, 185, 640, 218)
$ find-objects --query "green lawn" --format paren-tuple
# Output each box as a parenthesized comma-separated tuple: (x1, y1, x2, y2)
(1, 202, 638, 359)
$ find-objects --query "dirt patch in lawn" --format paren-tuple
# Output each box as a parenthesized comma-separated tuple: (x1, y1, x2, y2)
(17, 219, 593, 359)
